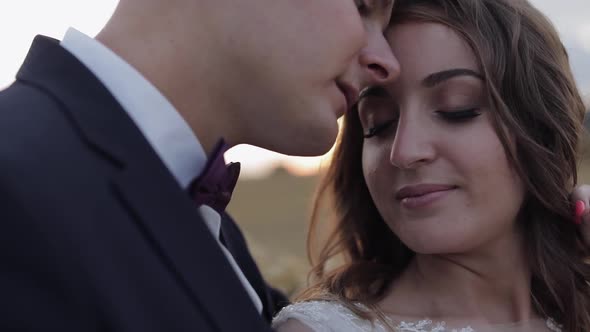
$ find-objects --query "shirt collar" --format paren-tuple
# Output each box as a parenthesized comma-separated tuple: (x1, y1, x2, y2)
(60, 28, 206, 189)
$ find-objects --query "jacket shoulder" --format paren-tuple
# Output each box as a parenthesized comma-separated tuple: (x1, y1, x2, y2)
(0, 81, 112, 194)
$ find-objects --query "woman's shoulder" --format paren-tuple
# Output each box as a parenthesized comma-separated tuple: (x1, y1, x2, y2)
(272, 299, 382, 332)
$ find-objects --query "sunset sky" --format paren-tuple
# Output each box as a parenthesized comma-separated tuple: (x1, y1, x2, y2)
(1, 0, 588, 178)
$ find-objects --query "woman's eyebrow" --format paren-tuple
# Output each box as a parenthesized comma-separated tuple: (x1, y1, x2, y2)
(422, 68, 484, 88)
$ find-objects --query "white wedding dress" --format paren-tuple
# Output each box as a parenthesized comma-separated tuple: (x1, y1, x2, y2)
(272, 300, 562, 332)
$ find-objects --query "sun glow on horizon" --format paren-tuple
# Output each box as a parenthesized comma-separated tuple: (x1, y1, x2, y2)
(1, 0, 589, 179)
(225, 143, 335, 179)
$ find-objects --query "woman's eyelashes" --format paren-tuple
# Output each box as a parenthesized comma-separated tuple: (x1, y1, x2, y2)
(436, 108, 482, 122)
(363, 108, 482, 139)
(364, 119, 397, 138)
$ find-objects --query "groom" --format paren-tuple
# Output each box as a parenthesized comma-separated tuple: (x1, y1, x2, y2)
(0, 0, 398, 331)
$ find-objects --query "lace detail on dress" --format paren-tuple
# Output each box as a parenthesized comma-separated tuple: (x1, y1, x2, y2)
(272, 300, 385, 332)
(545, 318, 562, 332)
(272, 300, 562, 332)
(394, 320, 473, 332)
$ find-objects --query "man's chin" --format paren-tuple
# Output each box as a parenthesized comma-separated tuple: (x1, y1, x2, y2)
(289, 129, 338, 157)
(262, 132, 336, 157)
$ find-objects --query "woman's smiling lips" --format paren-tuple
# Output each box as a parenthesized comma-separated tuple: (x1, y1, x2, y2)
(395, 184, 457, 209)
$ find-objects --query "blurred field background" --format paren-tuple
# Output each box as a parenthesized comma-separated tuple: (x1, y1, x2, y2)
(227, 168, 319, 297)
(1, 0, 589, 302)
(228, 112, 590, 298)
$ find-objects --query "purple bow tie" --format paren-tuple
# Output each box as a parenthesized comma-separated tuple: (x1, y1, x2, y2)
(189, 139, 240, 213)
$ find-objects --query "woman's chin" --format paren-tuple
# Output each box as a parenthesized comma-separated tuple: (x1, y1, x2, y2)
(398, 229, 479, 255)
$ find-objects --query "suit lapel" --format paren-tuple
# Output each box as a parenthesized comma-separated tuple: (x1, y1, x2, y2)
(16, 36, 271, 332)
(220, 214, 276, 321)
(111, 164, 268, 331)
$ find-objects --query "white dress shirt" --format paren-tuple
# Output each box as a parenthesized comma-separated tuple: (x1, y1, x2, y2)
(60, 28, 263, 313)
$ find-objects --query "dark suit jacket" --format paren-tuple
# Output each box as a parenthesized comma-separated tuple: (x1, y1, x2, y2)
(0, 35, 287, 331)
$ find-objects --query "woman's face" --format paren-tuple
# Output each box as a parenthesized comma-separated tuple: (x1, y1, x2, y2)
(359, 22, 525, 254)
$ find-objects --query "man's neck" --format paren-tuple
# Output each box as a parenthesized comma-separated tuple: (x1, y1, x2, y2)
(95, 4, 239, 155)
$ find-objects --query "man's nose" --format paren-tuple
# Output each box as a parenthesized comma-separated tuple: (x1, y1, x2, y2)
(358, 28, 400, 88)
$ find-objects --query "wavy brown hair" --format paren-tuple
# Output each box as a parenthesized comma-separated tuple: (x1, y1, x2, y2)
(301, 0, 590, 331)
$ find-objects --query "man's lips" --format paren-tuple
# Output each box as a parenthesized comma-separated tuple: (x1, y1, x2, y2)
(395, 184, 457, 200)
(336, 81, 359, 113)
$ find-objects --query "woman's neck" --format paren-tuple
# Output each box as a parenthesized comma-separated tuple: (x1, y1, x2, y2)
(380, 230, 537, 324)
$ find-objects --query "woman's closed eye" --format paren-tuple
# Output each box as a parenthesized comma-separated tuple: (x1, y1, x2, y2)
(359, 87, 397, 139)
(364, 119, 397, 139)
(436, 108, 482, 122)
(363, 108, 481, 139)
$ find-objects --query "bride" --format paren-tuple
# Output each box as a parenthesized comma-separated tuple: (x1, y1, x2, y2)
(273, 0, 590, 331)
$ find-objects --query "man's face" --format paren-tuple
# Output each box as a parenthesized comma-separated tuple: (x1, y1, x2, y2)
(204, 0, 399, 156)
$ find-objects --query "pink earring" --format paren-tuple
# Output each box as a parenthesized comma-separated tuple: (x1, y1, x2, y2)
(574, 200, 585, 225)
